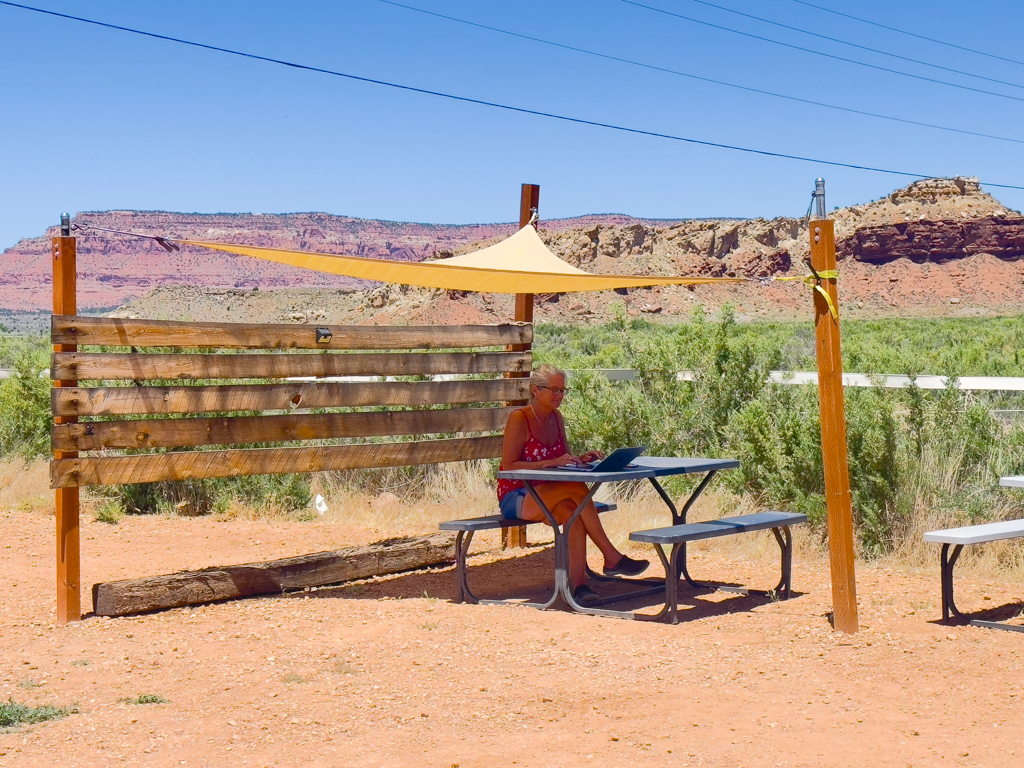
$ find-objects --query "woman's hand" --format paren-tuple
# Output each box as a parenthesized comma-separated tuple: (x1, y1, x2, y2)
(577, 450, 605, 464)
(546, 453, 579, 468)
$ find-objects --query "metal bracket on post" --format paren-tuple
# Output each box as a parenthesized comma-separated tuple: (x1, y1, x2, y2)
(813, 178, 827, 219)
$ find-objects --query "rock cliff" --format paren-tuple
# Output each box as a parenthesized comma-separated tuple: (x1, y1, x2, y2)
(2, 177, 1023, 323)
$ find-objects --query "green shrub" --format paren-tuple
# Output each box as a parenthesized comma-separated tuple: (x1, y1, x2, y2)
(93, 499, 125, 525)
(114, 473, 311, 517)
(0, 698, 77, 730)
(120, 694, 169, 705)
(0, 337, 51, 459)
(544, 313, 1024, 556)
(4, 315, 1023, 554)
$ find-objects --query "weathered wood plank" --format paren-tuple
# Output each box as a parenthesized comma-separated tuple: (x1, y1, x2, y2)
(51, 435, 504, 487)
(54, 406, 514, 451)
(91, 532, 458, 616)
(53, 315, 531, 350)
(51, 350, 531, 381)
(52, 378, 531, 417)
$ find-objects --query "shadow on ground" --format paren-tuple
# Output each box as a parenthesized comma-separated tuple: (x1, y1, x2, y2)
(926, 600, 1024, 629)
(304, 545, 802, 623)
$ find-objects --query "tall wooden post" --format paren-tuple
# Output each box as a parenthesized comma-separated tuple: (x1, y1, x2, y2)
(503, 183, 540, 550)
(53, 214, 81, 622)
(809, 195, 859, 633)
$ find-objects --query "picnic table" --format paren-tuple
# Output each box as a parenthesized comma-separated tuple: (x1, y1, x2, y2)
(441, 456, 806, 621)
(496, 457, 739, 618)
(923, 475, 1024, 633)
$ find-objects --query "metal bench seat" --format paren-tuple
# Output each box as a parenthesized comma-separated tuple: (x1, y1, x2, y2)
(440, 501, 616, 604)
(629, 511, 807, 624)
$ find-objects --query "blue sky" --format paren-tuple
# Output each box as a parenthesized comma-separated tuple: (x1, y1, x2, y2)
(2, 0, 1023, 250)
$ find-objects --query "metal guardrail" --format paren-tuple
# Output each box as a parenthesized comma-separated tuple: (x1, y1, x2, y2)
(6, 367, 1024, 391)
(582, 369, 1024, 392)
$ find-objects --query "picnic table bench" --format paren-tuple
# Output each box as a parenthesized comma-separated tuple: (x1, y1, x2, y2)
(924, 475, 1024, 633)
(440, 501, 618, 605)
(630, 510, 806, 624)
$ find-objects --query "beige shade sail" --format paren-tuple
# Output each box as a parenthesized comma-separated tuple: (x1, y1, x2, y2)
(179, 225, 748, 294)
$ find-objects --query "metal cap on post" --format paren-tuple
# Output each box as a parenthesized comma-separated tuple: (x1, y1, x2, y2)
(814, 178, 827, 219)
(60, 212, 71, 237)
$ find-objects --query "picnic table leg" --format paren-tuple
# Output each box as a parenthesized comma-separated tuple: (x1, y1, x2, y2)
(665, 544, 684, 624)
(453, 531, 476, 604)
(523, 481, 648, 615)
(940, 543, 965, 622)
(521, 481, 600, 611)
(771, 527, 794, 600)
(649, 472, 718, 588)
(940, 543, 1024, 633)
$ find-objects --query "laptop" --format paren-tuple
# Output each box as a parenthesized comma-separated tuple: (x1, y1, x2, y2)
(553, 446, 647, 472)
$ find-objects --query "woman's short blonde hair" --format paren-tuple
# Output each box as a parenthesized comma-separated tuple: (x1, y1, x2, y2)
(530, 363, 567, 402)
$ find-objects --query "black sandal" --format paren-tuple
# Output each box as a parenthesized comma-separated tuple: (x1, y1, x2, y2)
(603, 554, 650, 577)
(572, 585, 601, 606)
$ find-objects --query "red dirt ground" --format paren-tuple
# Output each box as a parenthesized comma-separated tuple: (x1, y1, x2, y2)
(1, 509, 1023, 768)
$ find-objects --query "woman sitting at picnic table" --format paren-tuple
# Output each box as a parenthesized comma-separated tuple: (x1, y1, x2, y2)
(498, 363, 649, 606)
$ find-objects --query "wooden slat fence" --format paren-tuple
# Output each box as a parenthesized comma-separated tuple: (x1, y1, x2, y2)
(50, 315, 531, 489)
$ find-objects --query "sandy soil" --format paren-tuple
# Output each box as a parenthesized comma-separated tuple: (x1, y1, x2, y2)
(2, 507, 1023, 768)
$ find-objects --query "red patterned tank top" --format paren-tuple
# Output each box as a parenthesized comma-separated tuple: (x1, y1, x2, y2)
(497, 408, 569, 501)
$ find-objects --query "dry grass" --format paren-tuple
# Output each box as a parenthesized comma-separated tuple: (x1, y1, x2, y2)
(316, 460, 499, 530)
(880, 446, 1024, 576)
(2, 456, 1020, 579)
(0, 458, 50, 515)
(883, 495, 1023, 574)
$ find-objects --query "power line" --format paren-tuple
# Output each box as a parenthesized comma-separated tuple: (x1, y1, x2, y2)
(2, 1, 1022, 190)
(785, 0, 1024, 68)
(376, 0, 1024, 146)
(684, 0, 1024, 91)
(617, 0, 1024, 104)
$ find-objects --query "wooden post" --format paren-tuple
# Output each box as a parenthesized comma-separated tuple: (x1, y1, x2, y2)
(53, 215, 81, 622)
(809, 217, 859, 633)
(503, 184, 540, 550)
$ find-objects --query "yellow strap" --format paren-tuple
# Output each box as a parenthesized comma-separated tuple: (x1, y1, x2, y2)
(774, 270, 839, 319)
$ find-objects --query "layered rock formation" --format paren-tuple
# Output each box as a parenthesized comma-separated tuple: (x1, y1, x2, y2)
(2, 177, 1023, 322)
(839, 218, 1024, 262)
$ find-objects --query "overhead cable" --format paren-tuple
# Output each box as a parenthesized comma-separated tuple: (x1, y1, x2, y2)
(785, 0, 1024, 69)
(376, 0, 1023, 146)
(2, 1, 1023, 190)
(617, 0, 1024, 104)
(683, 0, 1024, 91)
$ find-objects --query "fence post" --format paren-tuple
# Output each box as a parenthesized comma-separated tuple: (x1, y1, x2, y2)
(503, 183, 540, 550)
(53, 212, 81, 622)
(809, 180, 859, 633)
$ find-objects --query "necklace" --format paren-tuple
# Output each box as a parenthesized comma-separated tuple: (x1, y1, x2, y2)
(529, 404, 556, 432)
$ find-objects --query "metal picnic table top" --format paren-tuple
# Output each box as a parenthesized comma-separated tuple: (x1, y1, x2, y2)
(496, 456, 740, 483)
